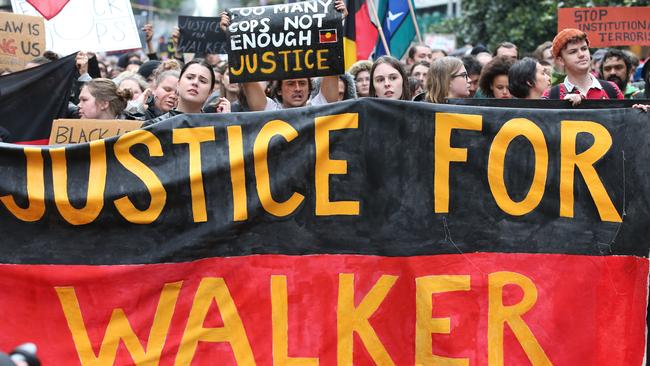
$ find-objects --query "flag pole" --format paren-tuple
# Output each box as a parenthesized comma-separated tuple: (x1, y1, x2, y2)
(406, 0, 423, 43)
(367, 0, 391, 57)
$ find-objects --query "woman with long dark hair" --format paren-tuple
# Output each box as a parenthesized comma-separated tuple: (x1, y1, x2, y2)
(369, 56, 411, 101)
(145, 58, 229, 125)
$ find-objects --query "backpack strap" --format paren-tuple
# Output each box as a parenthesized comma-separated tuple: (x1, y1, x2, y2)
(599, 79, 618, 99)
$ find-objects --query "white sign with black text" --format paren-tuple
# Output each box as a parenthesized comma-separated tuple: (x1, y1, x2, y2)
(11, 0, 141, 55)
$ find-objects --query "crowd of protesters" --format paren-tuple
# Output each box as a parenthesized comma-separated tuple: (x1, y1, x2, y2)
(0, 5, 648, 143)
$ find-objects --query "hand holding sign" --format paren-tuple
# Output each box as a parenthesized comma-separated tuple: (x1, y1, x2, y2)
(334, 0, 348, 18)
(75, 52, 89, 74)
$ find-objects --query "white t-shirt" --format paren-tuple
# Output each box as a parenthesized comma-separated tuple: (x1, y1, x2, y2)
(263, 91, 328, 111)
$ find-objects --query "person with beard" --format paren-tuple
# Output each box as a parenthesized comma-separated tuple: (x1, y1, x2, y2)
(221, 0, 348, 111)
(601, 49, 641, 99)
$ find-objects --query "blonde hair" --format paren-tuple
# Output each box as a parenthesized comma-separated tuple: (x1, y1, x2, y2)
(348, 60, 372, 78)
(426, 56, 463, 103)
(85, 78, 132, 117)
(151, 59, 182, 82)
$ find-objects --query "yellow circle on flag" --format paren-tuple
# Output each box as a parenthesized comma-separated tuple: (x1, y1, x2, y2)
(325, 32, 331, 38)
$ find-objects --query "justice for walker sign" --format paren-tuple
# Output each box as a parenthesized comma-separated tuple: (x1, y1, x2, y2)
(226, 0, 344, 83)
(0, 99, 648, 364)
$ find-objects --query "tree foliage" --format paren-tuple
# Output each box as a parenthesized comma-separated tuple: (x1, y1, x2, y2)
(432, 0, 650, 54)
(153, 0, 183, 11)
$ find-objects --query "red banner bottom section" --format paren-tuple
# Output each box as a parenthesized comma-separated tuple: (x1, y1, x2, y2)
(0, 253, 646, 365)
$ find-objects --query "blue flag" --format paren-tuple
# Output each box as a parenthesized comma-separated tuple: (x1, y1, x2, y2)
(373, 0, 416, 59)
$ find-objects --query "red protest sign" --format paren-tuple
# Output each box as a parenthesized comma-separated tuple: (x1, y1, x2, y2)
(558, 7, 650, 47)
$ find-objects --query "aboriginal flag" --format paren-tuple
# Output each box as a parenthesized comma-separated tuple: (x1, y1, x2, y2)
(319, 29, 338, 43)
(0, 53, 76, 144)
(344, 0, 378, 69)
(0, 99, 648, 364)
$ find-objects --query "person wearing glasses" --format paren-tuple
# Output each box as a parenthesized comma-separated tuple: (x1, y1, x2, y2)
(424, 56, 470, 104)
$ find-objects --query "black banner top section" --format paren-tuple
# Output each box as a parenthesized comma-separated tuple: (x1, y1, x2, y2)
(0, 99, 649, 264)
(449, 98, 650, 109)
(226, 0, 344, 82)
(177, 16, 227, 55)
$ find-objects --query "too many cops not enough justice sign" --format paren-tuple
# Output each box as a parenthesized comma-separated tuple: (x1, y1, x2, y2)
(226, 0, 344, 83)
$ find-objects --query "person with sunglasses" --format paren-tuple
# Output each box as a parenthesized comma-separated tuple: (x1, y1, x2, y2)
(424, 56, 470, 103)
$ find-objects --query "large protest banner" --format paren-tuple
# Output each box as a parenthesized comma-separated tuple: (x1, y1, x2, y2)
(227, 0, 345, 82)
(0, 99, 648, 364)
(11, 0, 141, 55)
(0, 13, 45, 72)
(558, 7, 650, 47)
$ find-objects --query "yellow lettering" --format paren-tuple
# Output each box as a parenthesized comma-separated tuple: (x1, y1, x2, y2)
(230, 57, 245, 76)
(415, 275, 470, 366)
(245, 53, 258, 73)
(304, 49, 314, 69)
(271, 276, 319, 366)
(113, 130, 167, 224)
(434, 113, 483, 213)
(175, 278, 255, 366)
(316, 49, 329, 70)
(253, 120, 304, 217)
(488, 272, 552, 366)
(315, 113, 359, 216)
(172, 127, 216, 223)
(0, 147, 45, 222)
(488, 118, 548, 216)
(261, 51, 277, 74)
(337, 274, 397, 366)
(227, 126, 248, 221)
(55, 282, 182, 366)
(560, 121, 621, 222)
(279, 50, 291, 71)
(50, 140, 106, 225)
(292, 49, 303, 71)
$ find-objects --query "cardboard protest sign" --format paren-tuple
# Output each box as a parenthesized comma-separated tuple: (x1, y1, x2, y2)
(227, 0, 344, 83)
(11, 0, 142, 55)
(0, 12, 45, 72)
(49, 119, 143, 145)
(558, 7, 650, 47)
(177, 15, 227, 55)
